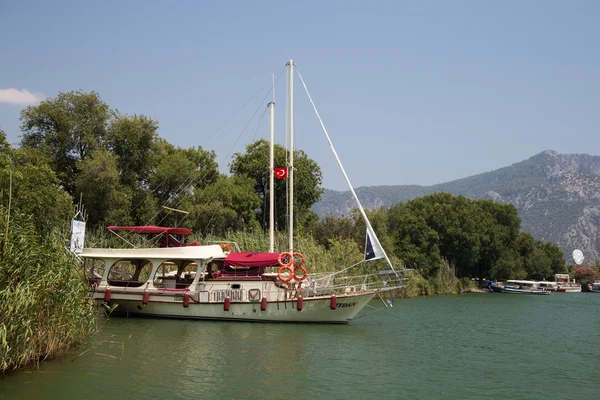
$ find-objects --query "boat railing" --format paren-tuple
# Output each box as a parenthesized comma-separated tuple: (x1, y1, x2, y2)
(301, 271, 406, 296)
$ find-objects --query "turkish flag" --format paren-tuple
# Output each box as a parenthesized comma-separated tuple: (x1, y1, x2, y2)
(274, 167, 288, 179)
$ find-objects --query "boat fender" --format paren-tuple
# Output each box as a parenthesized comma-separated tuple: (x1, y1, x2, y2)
(293, 265, 308, 281)
(183, 292, 190, 308)
(142, 290, 150, 305)
(261, 297, 268, 311)
(278, 266, 294, 283)
(330, 295, 337, 310)
(224, 296, 231, 311)
(297, 295, 303, 311)
(104, 288, 111, 302)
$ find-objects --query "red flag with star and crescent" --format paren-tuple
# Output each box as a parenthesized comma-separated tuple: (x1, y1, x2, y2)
(274, 167, 288, 179)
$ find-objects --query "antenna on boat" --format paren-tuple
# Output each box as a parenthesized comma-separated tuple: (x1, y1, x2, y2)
(286, 59, 295, 253)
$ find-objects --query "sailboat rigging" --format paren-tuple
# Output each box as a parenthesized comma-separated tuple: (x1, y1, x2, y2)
(81, 60, 406, 323)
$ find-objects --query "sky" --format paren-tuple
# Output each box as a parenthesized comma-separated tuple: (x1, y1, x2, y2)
(1, 0, 598, 191)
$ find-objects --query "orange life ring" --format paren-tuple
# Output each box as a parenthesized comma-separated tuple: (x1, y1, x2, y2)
(221, 243, 232, 252)
(278, 266, 294, 283)
(293, 265, 308, 281)
(293, 252, 305, 267)
(278, 252, 293, 267)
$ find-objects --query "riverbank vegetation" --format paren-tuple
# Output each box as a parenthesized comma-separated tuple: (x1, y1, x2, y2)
(0, 209, 96, 374)
(0, 90, 575, 371)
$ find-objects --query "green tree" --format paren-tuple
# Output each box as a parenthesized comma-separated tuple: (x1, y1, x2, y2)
(20, 90, 111, 194)
(476, 200, 521, 281)
(516, 232, 536, 276)
(491, 248, 526, 280)
(541, 242, 567, 276)
(312, 215, 358, 250)
(74, 149, 132, 226)
(186, 174, 261, 236)
(573, 265, 598, 285)
(106, 113, 159, 187)
(149, 144, 218, 206)
(229, 139, 323, 232)
(0, 130, 72, 232)
(387, 202, 442, 275)
(403, 193, 482, 277)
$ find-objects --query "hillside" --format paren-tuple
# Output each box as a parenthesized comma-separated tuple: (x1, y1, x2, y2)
(313, 150, 600, 262)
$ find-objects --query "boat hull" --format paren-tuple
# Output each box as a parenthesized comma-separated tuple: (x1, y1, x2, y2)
(94, 291, 378, 324)
(556, 286, 582, 293)
(497, 287, 549, 295)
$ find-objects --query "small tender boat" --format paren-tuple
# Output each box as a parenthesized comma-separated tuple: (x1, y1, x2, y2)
(493, 280, 550, 295)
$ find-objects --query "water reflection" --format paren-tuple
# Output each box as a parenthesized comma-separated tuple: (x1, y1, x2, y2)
(2, 295, 599, 400)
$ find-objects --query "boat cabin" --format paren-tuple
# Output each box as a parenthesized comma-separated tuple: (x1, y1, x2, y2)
(83, 247, 285, 291)
(537, 281, 558, 291)
(505, 280, 540, 289)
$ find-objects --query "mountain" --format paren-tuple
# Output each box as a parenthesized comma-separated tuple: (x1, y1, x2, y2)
(313, 150, 600, 263)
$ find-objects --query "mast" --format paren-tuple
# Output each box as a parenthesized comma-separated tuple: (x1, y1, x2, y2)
(287, 59, 294, 253)
(268, 100, 275, 253)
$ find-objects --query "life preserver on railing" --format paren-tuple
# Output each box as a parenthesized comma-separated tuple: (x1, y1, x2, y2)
(278, 265, 294, 283)
(278, 252, 293, 267)
(293, 265, 308, 281)
(220, 243, 232, 252)
(293, 252, 305, 267)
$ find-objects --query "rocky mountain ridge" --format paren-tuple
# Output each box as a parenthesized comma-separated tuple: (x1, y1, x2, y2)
(313, 150, 600, 263)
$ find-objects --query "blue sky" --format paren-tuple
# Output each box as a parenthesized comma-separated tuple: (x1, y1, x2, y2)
(1, 0, 598, 191)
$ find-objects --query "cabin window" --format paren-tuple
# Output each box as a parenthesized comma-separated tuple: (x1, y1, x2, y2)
(83, 258, 105, 284)
(205, 260, 223, 279)
(108, 259, 153, 288)
(153, 260, 197, 289)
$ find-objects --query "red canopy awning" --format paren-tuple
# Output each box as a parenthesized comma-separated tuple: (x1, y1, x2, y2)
(107, 226, 193, 236)
(224, 252, 281, 267)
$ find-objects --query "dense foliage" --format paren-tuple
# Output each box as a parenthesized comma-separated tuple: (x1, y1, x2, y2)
(16, 91, 323, 234)
(573, 265, 599, 284)
(312, 193, 567, 282)
(0, 209, 96, 373)
(0, 90, 574, 371)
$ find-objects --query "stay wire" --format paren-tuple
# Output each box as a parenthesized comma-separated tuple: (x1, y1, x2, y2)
(142, 68, 286, 228)
(200, 65, 286, 148)
(158, 68, 286, 232)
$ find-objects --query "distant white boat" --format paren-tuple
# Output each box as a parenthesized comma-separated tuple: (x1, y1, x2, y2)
(492, 280, 550, 295)
(554, 273, 582, 292)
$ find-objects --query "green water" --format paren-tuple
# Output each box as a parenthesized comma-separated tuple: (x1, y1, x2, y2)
(1, 293, 599, 399)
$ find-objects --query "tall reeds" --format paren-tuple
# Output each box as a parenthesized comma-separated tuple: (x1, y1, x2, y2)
(0, 209, 95, 374)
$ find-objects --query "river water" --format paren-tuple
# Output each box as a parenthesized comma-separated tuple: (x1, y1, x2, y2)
(1, 293, 599, 399)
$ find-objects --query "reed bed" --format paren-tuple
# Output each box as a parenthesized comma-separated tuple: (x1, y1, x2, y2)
(0, 210, 96, 374)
